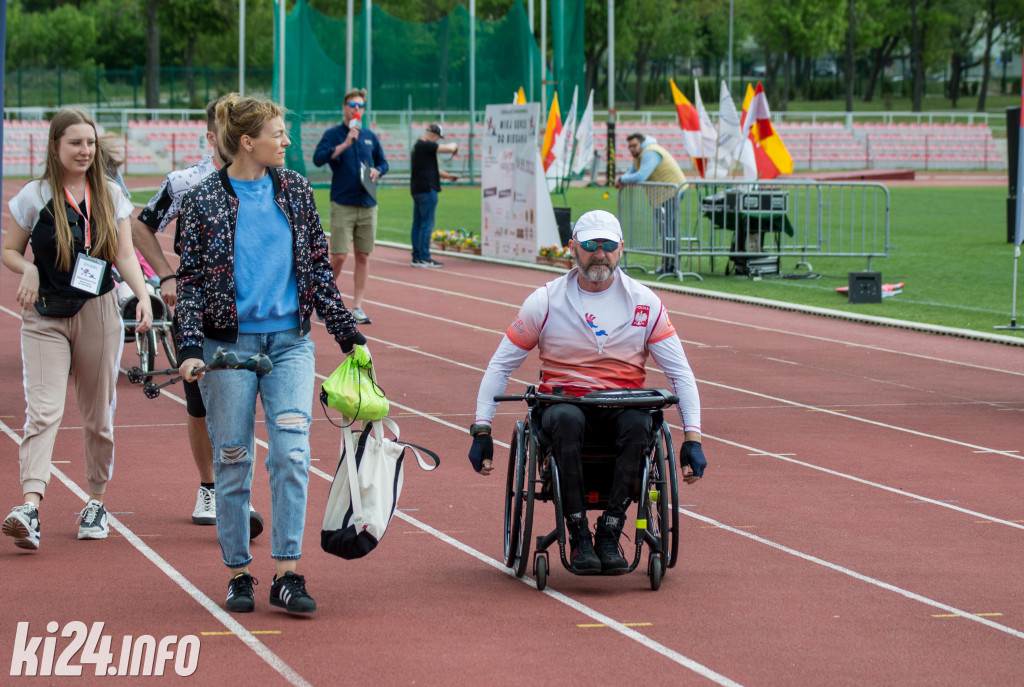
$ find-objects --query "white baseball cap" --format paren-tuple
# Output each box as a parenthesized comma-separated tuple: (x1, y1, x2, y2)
(572, 209, 623, 243)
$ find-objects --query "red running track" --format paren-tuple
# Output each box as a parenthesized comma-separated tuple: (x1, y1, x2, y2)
(1, 217, 1022, 685)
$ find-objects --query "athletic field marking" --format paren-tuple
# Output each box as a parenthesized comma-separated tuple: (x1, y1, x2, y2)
(578, 622, 653, 628)
(0, 418, 313, 687)
(678, 507, 1024, 641)
(696, 431, 1024, 531)
(931, 613, 1003, 618)
(201, 630, 283, 636)
(697, 378, 1024, 463)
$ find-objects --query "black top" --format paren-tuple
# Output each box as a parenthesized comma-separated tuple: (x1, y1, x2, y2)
(410, 139, 441, 195)
(30, 197, 115, 301)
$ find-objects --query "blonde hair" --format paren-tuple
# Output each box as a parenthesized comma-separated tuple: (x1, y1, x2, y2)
(43, 108, 119, 271)
(215, 93, 283, 157)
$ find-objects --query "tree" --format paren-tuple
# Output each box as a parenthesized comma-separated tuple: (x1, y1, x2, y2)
(159, 0, 233, 106)
(145, 0, 163, 108)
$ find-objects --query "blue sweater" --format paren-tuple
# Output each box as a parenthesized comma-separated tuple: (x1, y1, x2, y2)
(232, 175, 300, 333)
(312, 123, 389, 207)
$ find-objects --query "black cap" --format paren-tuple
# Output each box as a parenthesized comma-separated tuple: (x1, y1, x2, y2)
(426, 123, 444, 138)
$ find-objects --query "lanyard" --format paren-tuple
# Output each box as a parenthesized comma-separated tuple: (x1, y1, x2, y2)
(64, 184, 92, 253)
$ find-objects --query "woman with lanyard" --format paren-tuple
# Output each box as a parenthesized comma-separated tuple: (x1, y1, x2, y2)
(2, 108, 153, 551)
(175, 94, 364, 615)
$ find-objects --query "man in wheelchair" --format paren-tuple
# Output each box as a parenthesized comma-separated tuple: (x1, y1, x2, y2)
(468, 210, 705, 574)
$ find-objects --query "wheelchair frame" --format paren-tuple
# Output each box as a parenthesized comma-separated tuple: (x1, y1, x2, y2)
(117, 276, 177, 382)
(497, 387, 681, 591)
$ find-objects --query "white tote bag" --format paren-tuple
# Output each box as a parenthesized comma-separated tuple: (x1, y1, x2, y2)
(321, 418, 438, 560)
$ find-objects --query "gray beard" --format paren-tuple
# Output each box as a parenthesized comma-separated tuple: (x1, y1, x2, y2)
(578, 261, 614, 283)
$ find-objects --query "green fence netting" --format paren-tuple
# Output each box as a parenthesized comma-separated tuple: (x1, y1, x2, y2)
(273, 0, 584, 175)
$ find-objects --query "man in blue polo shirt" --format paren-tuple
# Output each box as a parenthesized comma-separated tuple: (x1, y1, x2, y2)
(313, 89, 388, 324)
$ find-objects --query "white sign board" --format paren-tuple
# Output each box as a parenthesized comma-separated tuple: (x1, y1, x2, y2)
(481, 103, 560, 259)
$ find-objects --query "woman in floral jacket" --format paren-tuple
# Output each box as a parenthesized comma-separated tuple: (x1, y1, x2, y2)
(176, 93, 365, 616)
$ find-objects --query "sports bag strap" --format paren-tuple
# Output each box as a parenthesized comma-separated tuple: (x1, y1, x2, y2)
(370, 417, 439, 471)
(401, 442, 440, 472)
(341, 425, 363, 523)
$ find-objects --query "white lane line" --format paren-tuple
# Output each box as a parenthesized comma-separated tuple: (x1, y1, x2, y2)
(680, 507, 1024, 640)
(698, 378, 1024, 462)
(697, 431, 1024, 530)
(306, 464, 743, 687)
(0, 418, 312, 687)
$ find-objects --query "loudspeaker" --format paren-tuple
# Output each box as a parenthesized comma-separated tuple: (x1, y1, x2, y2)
(1008, 107, 1019, 243)
(848, 272, 882, 304)
(553, 207, 572, 247)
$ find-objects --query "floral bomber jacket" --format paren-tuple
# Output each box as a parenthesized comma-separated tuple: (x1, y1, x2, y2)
(175, 165, 360, 362)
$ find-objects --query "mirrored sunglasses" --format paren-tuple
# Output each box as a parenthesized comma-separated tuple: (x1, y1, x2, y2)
(576, 239, 619, 252)
(347, 101, 365, 109)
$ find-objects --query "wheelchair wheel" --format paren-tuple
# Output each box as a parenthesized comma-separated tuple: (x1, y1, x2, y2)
(513, 424, 537, 579)
(646, 436, 671, 573)
(136, 330, 157, 382)
(159, 326, 178, 369)
(648, 551, 663, 591)
(662, 427, 680, 568)
(535, 555, 547, 591)
(503, 421, 526, 568)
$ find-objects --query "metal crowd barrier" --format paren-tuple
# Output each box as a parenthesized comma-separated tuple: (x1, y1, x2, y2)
(618, 179, 891, 280)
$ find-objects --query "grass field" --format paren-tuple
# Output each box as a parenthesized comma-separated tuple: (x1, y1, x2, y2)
(130, 182, 1023, 340)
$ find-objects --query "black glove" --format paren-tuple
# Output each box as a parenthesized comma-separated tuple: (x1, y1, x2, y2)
(468, 433, 493, 473)
(681, 441, 706, 479)
(340, 331, 367, 353)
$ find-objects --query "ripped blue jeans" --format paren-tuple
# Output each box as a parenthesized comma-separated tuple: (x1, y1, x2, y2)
(200, 329, 314, 568)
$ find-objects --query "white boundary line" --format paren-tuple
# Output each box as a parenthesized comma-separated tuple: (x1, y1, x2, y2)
(0, 418, 313, 687)
(678, 507, 1024, 640)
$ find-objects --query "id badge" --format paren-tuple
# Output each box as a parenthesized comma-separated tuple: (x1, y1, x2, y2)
(71, 253, 105, 295)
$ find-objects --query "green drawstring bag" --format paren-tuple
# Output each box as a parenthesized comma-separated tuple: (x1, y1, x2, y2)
(320, 345, 389, 422)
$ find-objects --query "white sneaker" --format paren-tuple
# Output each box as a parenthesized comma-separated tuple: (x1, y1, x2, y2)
(3, 503, 41, 550)
(77, 500, 109, 540)
(351, 307, 372, 324)
(192, 486, 216, 525)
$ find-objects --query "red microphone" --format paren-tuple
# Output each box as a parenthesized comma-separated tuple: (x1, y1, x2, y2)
(349, 111, 362, 130)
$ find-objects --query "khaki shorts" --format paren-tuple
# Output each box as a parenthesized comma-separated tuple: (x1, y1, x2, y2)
(329, 202, 377, 255)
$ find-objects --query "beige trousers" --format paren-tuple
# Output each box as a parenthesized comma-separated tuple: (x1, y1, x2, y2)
(18, 290, 123, 498)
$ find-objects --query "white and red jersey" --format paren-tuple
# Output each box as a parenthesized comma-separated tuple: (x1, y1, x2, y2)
(476, 268, 701, 432)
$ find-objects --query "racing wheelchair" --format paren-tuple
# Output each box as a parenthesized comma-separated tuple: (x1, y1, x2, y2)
(496, 386, 681, 591)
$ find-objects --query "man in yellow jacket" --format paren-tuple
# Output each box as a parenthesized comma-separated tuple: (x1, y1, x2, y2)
(615, 133, 687, 275)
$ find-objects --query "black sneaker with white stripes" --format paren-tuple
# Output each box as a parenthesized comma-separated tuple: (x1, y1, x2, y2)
(269, 571, 317, 614)
(226, 572, 257, 613)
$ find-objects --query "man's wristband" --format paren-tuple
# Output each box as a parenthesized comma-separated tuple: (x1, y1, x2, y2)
(470, 423, 491, 437)
(159, 274, 177, 285)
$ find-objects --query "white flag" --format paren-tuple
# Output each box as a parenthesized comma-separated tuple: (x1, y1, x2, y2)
(549, 86, 578, 186)
(694, 81, 717, 162)
(571, 89, 595, 176)
(715, 81, 756, 180)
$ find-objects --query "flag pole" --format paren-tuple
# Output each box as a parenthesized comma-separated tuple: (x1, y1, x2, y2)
(996, 47, 1024, 331)
(994, 246, 1022, 330)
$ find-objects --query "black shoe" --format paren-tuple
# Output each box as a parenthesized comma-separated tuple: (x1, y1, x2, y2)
(226, 572, 257, 613)
(421, 258, 444, 268)
(595, 514, 630, 574)
(565, 512, 601, 574)
(270, 572, 317, 614)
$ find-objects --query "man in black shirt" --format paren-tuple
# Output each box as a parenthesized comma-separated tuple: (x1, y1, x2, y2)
(410, 123, 458, 267)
